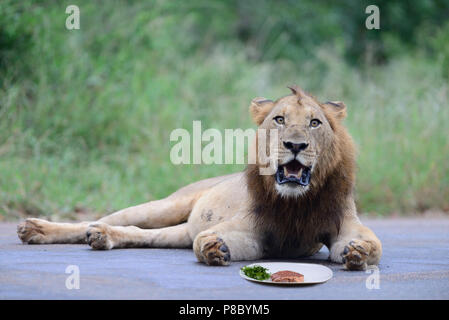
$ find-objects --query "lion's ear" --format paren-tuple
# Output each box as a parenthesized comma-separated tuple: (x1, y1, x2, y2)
(322, 101, 347, 120)
(250, 97, 275, 125)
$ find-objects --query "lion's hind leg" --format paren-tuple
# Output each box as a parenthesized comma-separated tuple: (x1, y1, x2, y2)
(17, 218, 91, 244)
(86, 222, 192, 250)
(16, 194, 195, 245)
(16, 196, 193, 246)
(17, 174, 234, 245)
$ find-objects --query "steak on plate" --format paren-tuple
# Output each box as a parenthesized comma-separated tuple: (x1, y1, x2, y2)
(270, 270, 304, 283)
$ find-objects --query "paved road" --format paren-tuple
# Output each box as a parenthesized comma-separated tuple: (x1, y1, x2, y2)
(1, 218, 448, 299)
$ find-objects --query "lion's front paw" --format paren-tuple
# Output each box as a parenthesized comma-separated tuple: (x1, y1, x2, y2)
(342, 239, 372, 271)
(194, 233, 231, 266)
(86, 223, 114, 250)
(17, 218, 50, 244)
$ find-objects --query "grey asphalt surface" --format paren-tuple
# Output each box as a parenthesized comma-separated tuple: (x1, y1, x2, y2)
(1, 218, 448, 300)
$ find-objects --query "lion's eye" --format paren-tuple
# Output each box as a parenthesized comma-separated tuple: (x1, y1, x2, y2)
(310, 119, 321, 128)
(273, 116, 285, 125)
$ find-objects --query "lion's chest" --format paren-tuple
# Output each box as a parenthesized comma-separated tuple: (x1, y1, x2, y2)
(261, 230, 328, 258)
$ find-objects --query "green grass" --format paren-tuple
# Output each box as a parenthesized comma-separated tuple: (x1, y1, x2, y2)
(1, 1, 448, 220)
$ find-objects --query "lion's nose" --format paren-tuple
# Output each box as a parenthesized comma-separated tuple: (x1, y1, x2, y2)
(283, 141, 309, 153)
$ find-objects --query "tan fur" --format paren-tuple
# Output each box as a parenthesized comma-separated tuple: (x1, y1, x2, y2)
(17, 86, 382, 271)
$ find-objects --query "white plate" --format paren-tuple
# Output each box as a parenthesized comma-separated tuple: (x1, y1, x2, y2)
(239, 262, 333, 285)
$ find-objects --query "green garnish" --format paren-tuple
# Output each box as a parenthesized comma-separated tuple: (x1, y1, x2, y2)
(241, 265, 271, 280)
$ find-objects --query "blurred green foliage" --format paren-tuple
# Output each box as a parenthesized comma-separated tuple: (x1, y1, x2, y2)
(0, 0, 448, 219)
(2, 1, 449, 72)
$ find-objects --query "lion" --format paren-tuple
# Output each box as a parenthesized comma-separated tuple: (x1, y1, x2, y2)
(17, 85, 382, 271)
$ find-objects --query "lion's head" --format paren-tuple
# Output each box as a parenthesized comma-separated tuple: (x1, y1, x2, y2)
(246, 85, 357, 249)
(248, 85, 356, 199)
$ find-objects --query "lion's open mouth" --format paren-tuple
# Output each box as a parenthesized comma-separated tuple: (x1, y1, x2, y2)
(275, 160, 311, 187)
